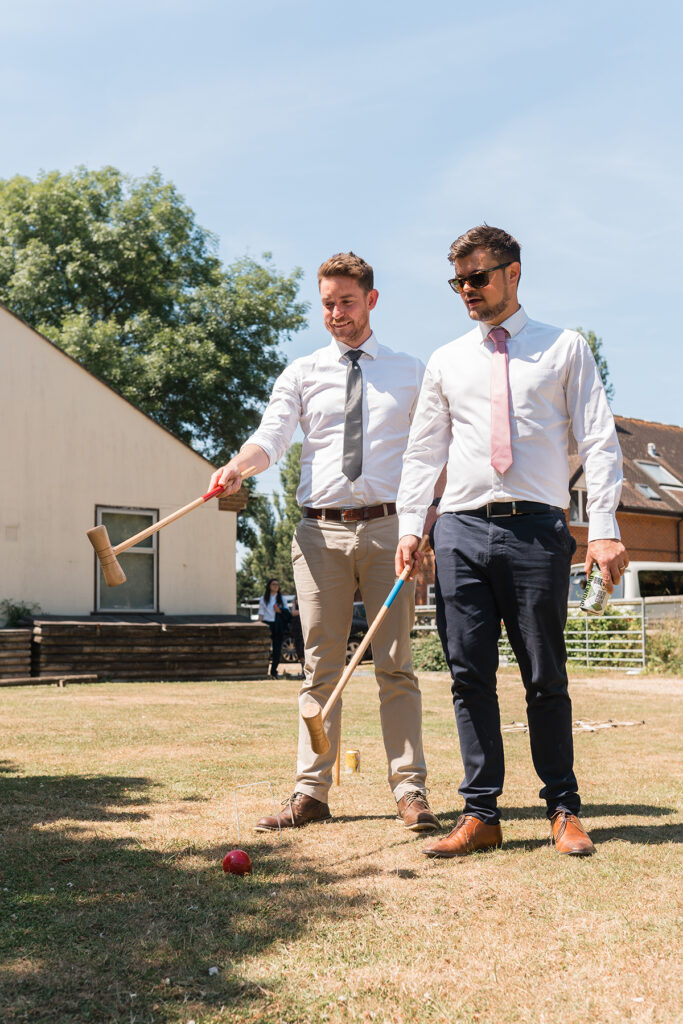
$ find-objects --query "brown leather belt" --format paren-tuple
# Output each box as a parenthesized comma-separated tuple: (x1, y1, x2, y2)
(302, 502, 397, 523)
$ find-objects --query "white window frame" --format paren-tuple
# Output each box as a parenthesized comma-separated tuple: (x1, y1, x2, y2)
(94, 505, 158, 612)
(635, 483, 662, 501)
(569, 488, 588, 526)
(634, 460, 683, 488)
(662, 487, 683, 506)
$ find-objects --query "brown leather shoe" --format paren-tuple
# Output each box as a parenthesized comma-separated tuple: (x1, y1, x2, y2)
(254, 792, 332, 832)
(550, 810, 595, 856)
(396, 791, 441, 832)
(422, 814, 502, 857)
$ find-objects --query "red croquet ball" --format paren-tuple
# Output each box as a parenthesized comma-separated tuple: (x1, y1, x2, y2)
(222, 849, 252, 875)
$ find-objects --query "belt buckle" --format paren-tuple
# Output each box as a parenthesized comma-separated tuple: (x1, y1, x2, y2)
(341, 508, 356, 523)
(488, 501, 516, 517)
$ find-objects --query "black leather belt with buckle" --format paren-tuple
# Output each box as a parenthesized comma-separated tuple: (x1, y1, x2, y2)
(302, 502, 397, 523)
(462, 501, 557, 518)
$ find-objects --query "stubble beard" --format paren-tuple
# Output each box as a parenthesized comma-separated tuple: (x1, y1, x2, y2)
(329, 314, 370, 347)
(466, 294, 510, 323)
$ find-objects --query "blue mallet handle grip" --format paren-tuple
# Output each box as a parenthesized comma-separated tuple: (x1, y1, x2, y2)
(319, 534, 430, 722)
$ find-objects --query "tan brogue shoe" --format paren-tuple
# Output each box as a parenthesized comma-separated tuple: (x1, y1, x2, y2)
(550, 810, 595, 856)
(422, 814, 502, 858)
(254, 792, 332, 832)
(396, 791, 441, 832)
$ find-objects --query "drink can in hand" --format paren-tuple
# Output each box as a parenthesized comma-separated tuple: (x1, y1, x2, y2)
(580, 565, 609, 616)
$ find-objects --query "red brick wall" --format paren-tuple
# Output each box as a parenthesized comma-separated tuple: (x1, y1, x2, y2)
(415, 549, 435, 605)
(572, 512, 682, 564)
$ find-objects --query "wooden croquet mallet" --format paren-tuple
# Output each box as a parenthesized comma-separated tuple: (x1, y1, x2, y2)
(301, 535, 430, 755)
(86, 466, 258, 587)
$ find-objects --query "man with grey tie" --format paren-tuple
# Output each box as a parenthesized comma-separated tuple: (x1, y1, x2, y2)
(211, 252, 440, 833)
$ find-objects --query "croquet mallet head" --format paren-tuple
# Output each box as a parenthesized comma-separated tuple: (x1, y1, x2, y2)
(301, 699, 330, 755)
(86, 525, 127, 587)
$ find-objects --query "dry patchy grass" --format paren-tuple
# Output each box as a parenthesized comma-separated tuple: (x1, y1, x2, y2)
(0, 667, 680, 1024)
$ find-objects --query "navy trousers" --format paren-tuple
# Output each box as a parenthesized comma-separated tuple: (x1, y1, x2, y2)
(433, 510, 578, 824)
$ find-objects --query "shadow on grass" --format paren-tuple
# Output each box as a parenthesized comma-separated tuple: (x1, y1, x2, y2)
(502, 803, 676, 821)
(0, 767, 373, 1024)
(500, 819, 683, 852)
(333, 812, 396, 824)
(430, 802, 679, 851)
(436, 803, 676, 827)
(434, 802, 680, 850)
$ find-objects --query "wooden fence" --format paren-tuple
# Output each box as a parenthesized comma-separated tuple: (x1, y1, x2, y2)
(0, 620, 270, 683)
(0, 629, 32, 679)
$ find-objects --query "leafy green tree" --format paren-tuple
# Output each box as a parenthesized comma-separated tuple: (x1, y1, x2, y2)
(575, 326, 614, 402)
(237, 443, 302, 601)
(0, 167, 308, 466)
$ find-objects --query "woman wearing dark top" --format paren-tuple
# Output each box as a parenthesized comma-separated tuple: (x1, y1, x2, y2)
(258, 578, 287, 679)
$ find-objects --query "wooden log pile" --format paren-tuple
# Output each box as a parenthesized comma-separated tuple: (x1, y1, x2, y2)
(32, 620, 271, 682)
(0, 629, 32, 679)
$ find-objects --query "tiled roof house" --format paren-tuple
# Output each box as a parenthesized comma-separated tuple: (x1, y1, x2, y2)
(569, 416, 683, 565)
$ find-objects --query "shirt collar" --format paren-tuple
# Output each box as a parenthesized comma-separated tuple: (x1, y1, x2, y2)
(476, 306, 528, 344)
(330, 332, 378, 361)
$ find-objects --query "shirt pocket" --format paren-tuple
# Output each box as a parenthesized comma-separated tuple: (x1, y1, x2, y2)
(510, 362, 563, 438)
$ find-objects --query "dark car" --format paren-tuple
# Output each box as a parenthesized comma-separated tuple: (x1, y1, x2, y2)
(280, 601, 369, 665)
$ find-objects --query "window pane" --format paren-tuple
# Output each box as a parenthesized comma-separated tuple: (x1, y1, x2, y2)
(101, 511, 155, 549)
(569, 491, 580, 523)
(99, 551, 155, 610)
(635, 483, 661, 500)
(635, 461, 682, 487)
(638, 571, 683, 598)
(638, 571, 671, 598)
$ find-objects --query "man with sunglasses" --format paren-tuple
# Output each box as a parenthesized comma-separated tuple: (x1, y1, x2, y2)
(395, 225, 626, 858)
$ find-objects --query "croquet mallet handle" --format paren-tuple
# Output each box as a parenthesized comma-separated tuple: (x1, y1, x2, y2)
(320, 534, 430, 723)
(111, 466, 258, 556)
(302, 534, 430, 755)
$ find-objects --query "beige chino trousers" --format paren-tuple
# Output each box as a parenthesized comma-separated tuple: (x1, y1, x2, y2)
(292, 514, 427, 803)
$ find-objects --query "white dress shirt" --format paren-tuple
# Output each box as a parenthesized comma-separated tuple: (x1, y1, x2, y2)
(258, 594, 279, 622)
(397, 307, 622, 542)
(248, 334, 424, 508)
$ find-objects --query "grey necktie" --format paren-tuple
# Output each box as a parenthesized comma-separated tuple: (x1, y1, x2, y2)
(342, 350, 363, 481)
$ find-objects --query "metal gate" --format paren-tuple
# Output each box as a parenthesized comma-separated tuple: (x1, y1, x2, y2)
(499, 604, 646, 670)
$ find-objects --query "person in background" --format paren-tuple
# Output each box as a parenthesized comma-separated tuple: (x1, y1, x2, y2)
(258, 578, 287, 680)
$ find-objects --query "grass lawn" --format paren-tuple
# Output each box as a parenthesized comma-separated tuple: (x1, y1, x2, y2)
(0, 667, 680, 1024)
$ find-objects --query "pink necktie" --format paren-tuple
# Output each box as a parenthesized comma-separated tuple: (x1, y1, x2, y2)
(489, 327, 513, 474)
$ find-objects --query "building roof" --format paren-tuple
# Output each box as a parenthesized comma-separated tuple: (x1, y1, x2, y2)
(0, 299, 216, 469)
(571, 416, 683, 516)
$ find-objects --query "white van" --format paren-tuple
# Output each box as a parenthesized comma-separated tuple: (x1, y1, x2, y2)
(568, 561, 683, 607)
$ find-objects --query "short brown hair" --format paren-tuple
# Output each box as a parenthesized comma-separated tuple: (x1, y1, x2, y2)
(317, 252, 374, 292)
(448, 225, 521, 267)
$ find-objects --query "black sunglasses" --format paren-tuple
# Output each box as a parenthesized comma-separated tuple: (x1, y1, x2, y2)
(448, 262, 512, 294)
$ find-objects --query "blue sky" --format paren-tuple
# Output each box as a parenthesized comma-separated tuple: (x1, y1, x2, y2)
(3, 0, 682, 501)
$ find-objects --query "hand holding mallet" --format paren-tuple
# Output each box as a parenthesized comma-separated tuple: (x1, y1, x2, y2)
(87, 465, 258, 587)
(301, 534, 430, 755)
